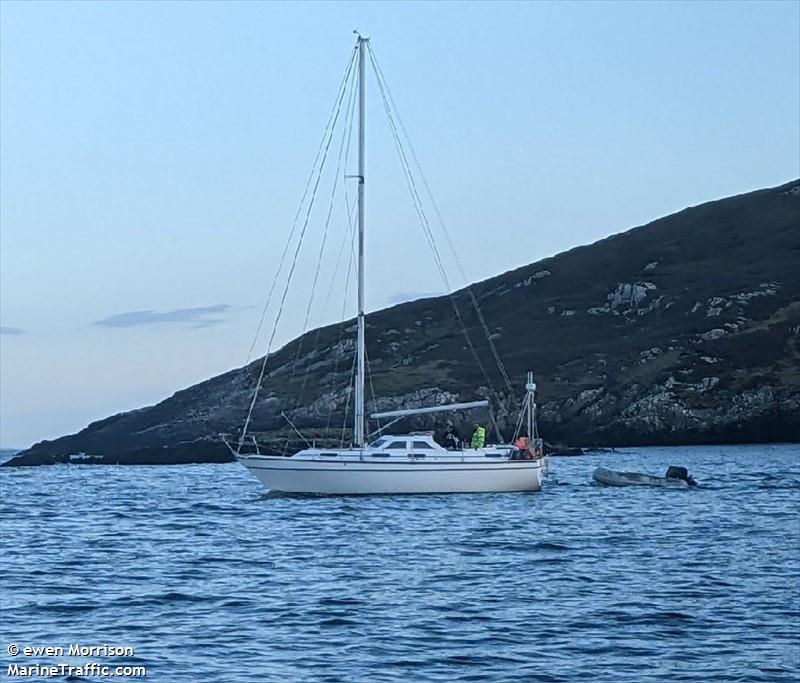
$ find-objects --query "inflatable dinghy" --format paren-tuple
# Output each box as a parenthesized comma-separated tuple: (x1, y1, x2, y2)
(593, 465, 697, 488)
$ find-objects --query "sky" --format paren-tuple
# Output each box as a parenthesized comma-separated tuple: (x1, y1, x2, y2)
(1, 1, 798, 448)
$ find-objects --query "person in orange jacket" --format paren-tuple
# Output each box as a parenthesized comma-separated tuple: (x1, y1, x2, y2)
(513, 435, 532, 459)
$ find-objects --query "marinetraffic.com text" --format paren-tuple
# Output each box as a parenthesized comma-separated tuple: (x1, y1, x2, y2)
(5, 642, 147, 678)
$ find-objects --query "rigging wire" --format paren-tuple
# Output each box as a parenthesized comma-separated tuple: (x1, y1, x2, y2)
(324, 74, 360, 435)
(281, 67, 359, 454)
(340, 349, 358, 447)
(511, 393, 528, 442)
(367, 45, 505, 440)
(325, 209, 358, 434)
(245, 47, 358, 366)
(365, 346, 381, 433)
(238, 48, 357, 451)
(368, 45, 514, 396)
(318, 196, 358, 330)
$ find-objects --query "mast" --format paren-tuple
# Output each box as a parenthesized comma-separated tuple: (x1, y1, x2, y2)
(526, 371, 535, 439)
(354, 35, 368, 447)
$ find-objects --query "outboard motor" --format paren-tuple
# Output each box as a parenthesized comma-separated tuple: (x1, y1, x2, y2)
(666, 465, 697, 486)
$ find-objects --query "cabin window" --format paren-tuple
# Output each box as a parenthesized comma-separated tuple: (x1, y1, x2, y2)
(371, 453, 390, 458)
(368, 437, 388, 448)
(385, 441, 408, 449)
(412, 441, 433, 449)
(410, 453, 426, 459)
(319, 452, 339, 457)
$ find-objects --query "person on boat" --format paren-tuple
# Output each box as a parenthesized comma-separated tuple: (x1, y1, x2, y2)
(443, 422, 462, 450)
(470, 422, 486, 449)
(513, 435, 533, 460)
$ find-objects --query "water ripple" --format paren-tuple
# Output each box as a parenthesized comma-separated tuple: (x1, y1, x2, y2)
(1, 444, 798, 681)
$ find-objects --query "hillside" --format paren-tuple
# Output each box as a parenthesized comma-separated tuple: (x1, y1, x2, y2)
(7, 180, 800, 466)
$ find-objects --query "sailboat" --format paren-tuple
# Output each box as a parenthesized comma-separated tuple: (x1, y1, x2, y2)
(227, 36, 545, 494)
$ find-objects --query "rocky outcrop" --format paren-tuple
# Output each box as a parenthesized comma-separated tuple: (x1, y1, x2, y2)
(587, 281, 661, 316)
(6, 180, 800, 466)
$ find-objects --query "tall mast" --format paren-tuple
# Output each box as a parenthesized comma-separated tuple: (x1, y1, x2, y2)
(354, 35, 368, 447)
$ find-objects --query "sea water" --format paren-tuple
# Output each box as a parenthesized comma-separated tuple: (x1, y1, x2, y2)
(1, 444, 798, 682)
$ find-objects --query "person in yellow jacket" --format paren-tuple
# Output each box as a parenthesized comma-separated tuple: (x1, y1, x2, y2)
(470, 421, 486, 448)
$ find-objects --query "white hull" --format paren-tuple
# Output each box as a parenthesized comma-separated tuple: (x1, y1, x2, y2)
(238, 455, 543, 495)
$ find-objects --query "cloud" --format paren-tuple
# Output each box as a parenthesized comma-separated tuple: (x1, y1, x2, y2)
(387, 291, 445, 305)
(0, 326, 25, 336)
(94, 304, 233, 329)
